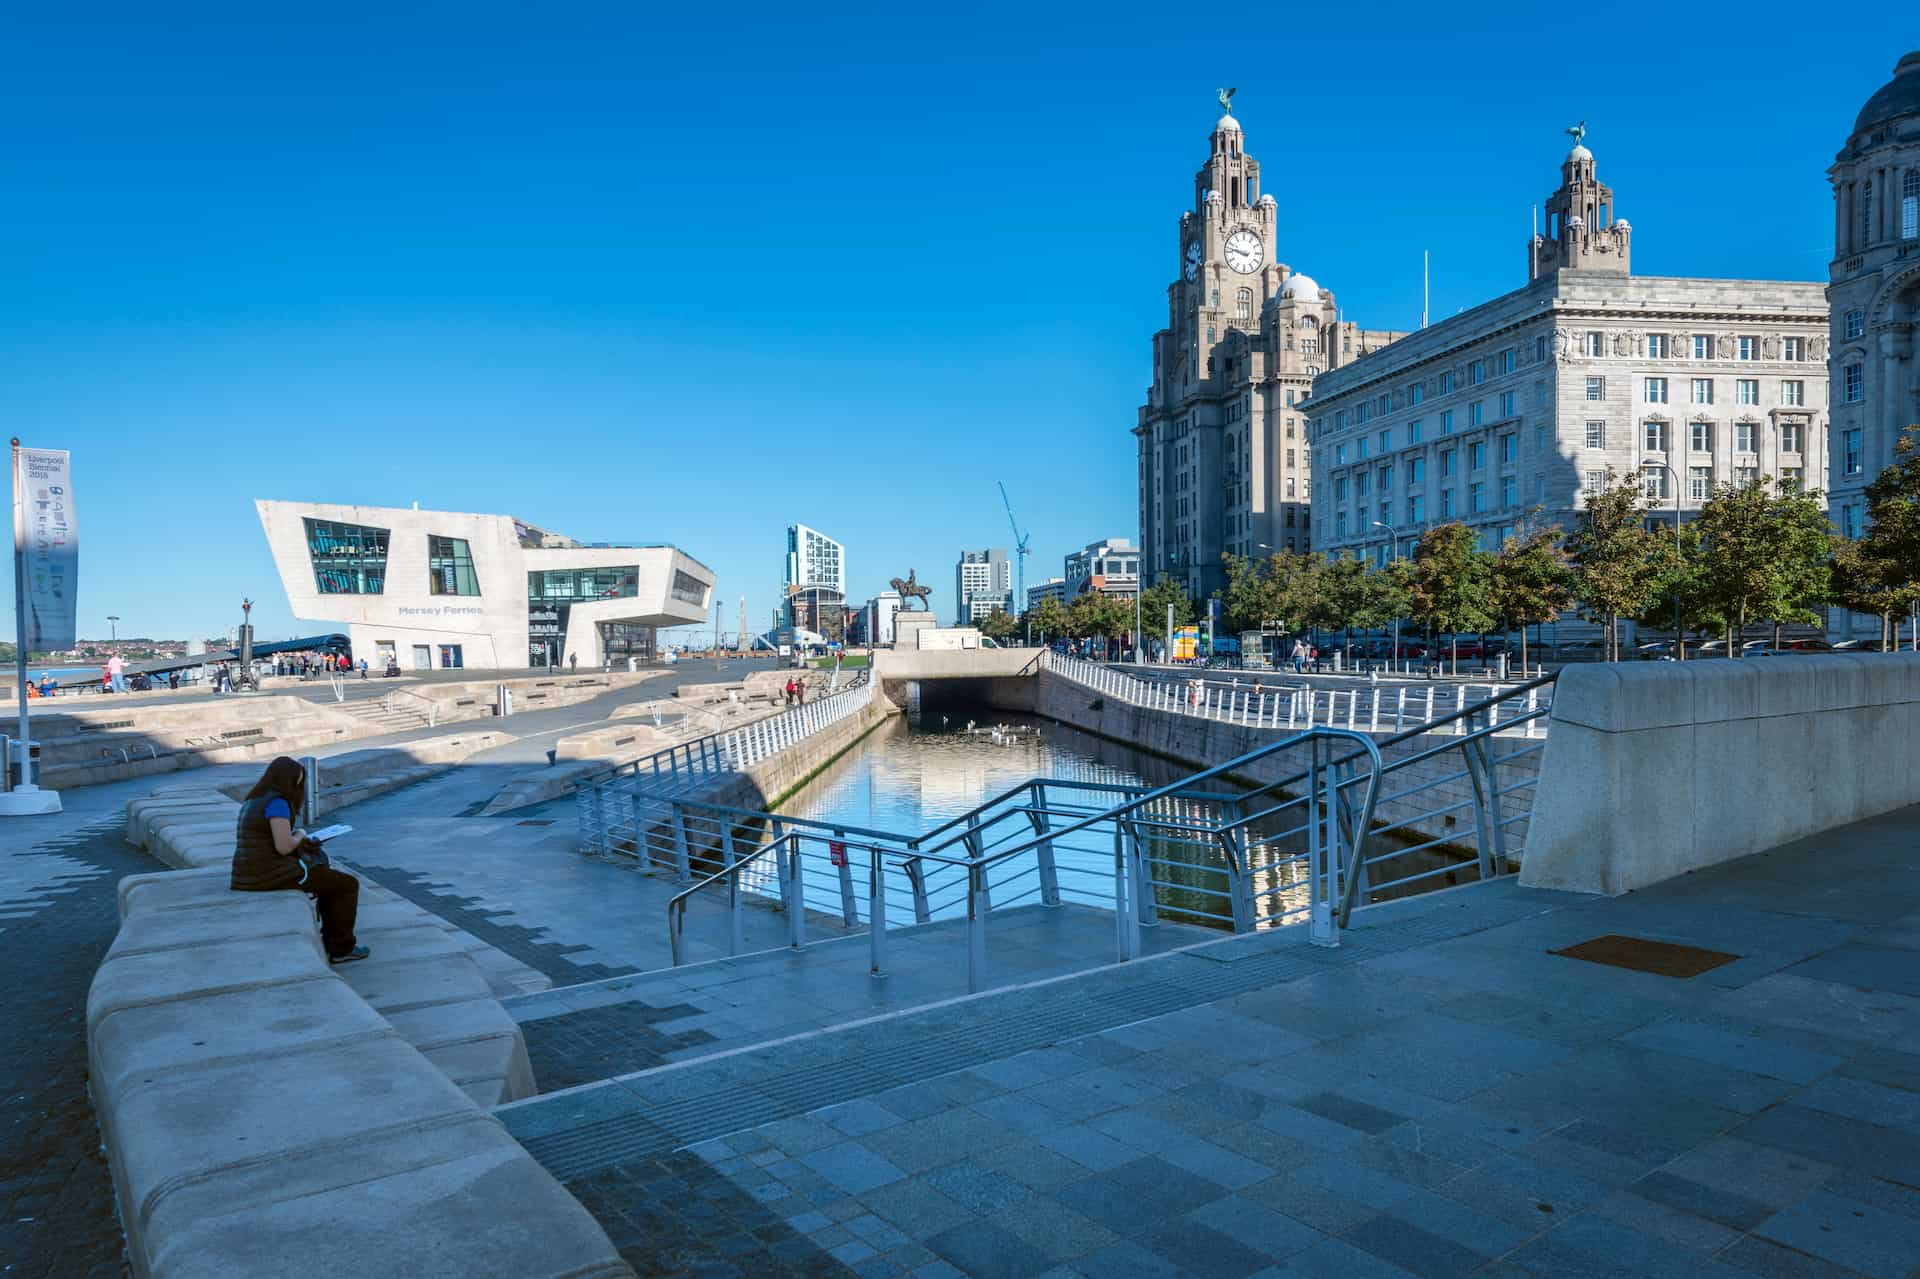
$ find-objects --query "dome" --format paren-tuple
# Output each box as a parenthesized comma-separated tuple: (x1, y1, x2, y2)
(1567, 143, 1593, 162)
(1614, 218, 1630, 230)
(1257, 193, 1276, 206)
(1281, 273, 1321, 302)
(1215, 113, 1241, 132)
(1852, 51, 1920, 136)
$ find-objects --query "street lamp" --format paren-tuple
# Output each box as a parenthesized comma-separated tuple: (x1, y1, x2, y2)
(107, 615, 120, 643)
(1371, 522, 1401, 674)
(1643, 460, 1684, 659)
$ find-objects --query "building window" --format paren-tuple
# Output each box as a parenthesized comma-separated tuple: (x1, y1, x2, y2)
(1356, 471, 1370, 496)
(1645, 420, 1669, 452)
(1469, 359, 1485, 385)
(1335, 512, 1347, 537)
(1643, 466, 1669, 500)
(1335, 443, 1347, 465)
(427, 535, 480, 596)
(1692, 378, 1715, 405)
(1468, 441, 1485, 469)
(1844, 429, 1862, 475)
(1286, 477, 1296, 496)
(1694, 334, 1714, 360)
(1440, 371, 1454, 393)
(1469, 401, 1484, 426)
(1334, 477, 1347, 500)
(1379, 466, 1393, 492)
(1377, 393, 1391, 416)
(1844, 310, 1864, 340)
(1781, 422, 1803, 453)
(1782, 337, 1802, 361)
(1236, 288, 1253, 321)
(1583, 470, 1604, 495)
(1738, 336, 1758, 361)
(1689, 466, 1711, 500)
(1286, 448, 1295, 467)
(1584, 331, 1604, 357)
(1500, 349, 1516, 374)
(1690, 420, 1714, 453)
(1206, 327, 1215, 343)
(1469, 481, 1486, 513)
(1498, 391, 1515, 417)
(1585, 420, 1606, 449)
(1782, 379, 1804, 406)
(1408, 495, 1425, 522)
(1410, 383, 1423, 405)
(1647, 334, 1668, 358)
(1441, 448, 1456, 477)
(1500, 434, 1517, 463)
(1735, 465, 1759, 486)
(1736, 379, 1760, 405)
(1905, 171, 1920, 240)
(1735, 421, 1756, 453)
(1379, 428, 1391, 452)
(1441, 488, 1455, 517)
(671, 569, 708, 606)
(1782, 466, 1804, 489)
(304, 518, 390, 595)
(1440, 410, 1454, 434)
(1844, 364, 1864, 403)
(1409, 419, 1423, 442)
(1408, 457, 1425, 483)
(1645, 377, 1669, 404)
(1585, 376, 1606, 401)
(1536, 335, 1548, 362)
(1358, 438, 1369, 460)
(1499, 475, 1516, 508)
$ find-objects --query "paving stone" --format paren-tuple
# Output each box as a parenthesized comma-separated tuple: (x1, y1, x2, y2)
(1188, 1195, 1323, 1260)
(856, 1178, 977, 1241)
(1053, 1157, 1226, 1237)
(922, 1219, 1055, 1279)
(1256, 1235, 1421, 1278)
(1754, 1189, 1920, 1279)
(802, 1143, 909, 1195)
(920, 1162, 1032, 1215)
(1621, 1018, 1844, 1085)
(1134, 1213, 1272, 1278)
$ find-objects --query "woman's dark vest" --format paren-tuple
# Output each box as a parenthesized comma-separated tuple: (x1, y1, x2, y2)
(232, 796, 301, 891)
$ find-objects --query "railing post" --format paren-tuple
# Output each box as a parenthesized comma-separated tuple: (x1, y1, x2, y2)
(1218, 801, 1255, 932)
(771, 817, 788, 906)
(1112, 821, 1136, 963)
(1124, 812, 1156, 927)
(869, 846, 888, 978)
(1526, 687, 1538, 738)
(963, 812, 990, 909)
(905, 849, 931, 924)
(1396, 688, 1407, 729)
(786, 835, 807, 949)
(1454, 685, 1466, 733)
(967, 862, 988, 994)
(1029, 784, 1061, 906)
(1369, 689, 1380, 733)
(725, 823, 745, 956)
(1425, 686, 1436, 724)
(834, 828, 859, 926)
(671, 802, 693, 881)
(1308, 737, 1338, 947)
(1460, 711, 1509, 879)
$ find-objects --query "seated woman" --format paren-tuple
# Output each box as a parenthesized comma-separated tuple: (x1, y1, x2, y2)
(230, 756, 368, 964)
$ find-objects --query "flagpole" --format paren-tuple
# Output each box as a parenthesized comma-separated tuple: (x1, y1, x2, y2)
(5, 437, 61, 814)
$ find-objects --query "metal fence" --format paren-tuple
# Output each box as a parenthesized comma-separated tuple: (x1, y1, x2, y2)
(657, 674, 1557, 993)
(1041, 650, 1549, 737)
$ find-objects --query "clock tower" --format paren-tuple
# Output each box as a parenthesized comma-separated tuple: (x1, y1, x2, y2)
(1178, 109, 1284, 379)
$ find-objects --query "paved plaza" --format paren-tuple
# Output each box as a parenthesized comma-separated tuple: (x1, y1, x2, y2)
(501, 804, 1920, 1279)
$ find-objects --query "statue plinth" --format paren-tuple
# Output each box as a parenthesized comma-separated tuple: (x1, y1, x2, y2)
(891, 611, 936, 649)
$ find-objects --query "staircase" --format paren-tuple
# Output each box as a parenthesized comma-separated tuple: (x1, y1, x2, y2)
(337, 696, 434, 734)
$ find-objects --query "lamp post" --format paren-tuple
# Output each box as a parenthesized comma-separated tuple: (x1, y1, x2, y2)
(107, 615, 119, 643)
(1372, 521, 1400, 674)
(1645, 460, 1684, 659)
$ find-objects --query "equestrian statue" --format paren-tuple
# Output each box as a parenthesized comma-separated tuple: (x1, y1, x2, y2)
(889, 569, 932, 610)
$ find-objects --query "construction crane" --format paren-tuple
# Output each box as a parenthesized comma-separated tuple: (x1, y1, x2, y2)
(998, 481, 1030, 617)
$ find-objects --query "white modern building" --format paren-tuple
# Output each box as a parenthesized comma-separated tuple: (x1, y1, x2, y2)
(257, 501, 714, 670)
(786, 523, 844, 593)
(1026, 578, 1067, 611)
(955, 548, 1011, 622)
(1064, 539, 1140, 599)
(1304, 137, 1829, 565)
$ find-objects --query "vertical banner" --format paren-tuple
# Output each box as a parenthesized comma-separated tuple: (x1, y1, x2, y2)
(14, 447, 78, 652)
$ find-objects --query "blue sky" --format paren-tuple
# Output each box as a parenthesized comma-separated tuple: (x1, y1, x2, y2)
(2, 4, 1907, 644)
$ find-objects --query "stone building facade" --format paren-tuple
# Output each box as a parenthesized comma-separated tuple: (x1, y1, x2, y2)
(1304, 142, 1828, 568)
(1828, 51, 1920, 552)
(1134, 107, 1405, 601)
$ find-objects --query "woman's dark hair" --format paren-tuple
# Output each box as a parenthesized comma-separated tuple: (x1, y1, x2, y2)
(245, 755, 306, 820)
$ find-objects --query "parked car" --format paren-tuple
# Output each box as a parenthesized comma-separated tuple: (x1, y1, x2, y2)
(1635, 641, 1676, 661)
(1781, 638, 1834, 652)
(1435, 636, 1486, 660)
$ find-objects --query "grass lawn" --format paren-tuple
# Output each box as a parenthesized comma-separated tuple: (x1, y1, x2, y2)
(809, 654, 869, 669)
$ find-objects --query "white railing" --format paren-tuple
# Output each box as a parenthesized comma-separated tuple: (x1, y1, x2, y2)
(1039, 651, 1548, 739)
(382, 687, 438, 727)
(576, 673, 876, 854)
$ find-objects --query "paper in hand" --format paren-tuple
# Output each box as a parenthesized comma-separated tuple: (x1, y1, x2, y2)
(307, 824, 353, 844)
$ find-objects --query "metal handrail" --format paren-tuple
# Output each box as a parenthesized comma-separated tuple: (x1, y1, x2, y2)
(382, 687, 437, 726)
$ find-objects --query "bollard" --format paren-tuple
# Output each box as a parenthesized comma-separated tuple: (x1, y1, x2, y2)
(302, 755, 320, 820)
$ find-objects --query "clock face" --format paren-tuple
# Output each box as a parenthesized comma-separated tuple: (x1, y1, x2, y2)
(1224, 230, 1263, 274)
(1183, 241, 1201, 281)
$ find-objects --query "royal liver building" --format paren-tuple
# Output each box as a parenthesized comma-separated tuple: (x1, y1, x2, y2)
(1134, 100, 1404, 601)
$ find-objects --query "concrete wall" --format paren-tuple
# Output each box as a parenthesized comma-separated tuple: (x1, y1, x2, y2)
(1521, 654, 1920, 895)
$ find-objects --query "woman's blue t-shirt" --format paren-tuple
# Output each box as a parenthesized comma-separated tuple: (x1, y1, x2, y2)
(264, 796, 292, 821)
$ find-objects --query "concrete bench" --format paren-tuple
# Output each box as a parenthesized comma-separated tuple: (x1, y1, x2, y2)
(91, 866, 631, 1279)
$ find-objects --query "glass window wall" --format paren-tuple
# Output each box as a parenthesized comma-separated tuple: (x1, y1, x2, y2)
(428, 535, 480, 595)
(305, 518, 389, 595)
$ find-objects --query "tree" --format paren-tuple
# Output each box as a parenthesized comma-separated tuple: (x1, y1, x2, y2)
(1406, 523, 1495, 673)
(1854, 425, 1920, 650)
(1635, 523, 1724, 660)
(1566, 469, 1674, 661)
(1022, 595, 1068, 644)
(1066, 591, 1129, 658)
(1828, 535, 1911, 651)
(1489, 516, 1574, 673)
(978, 608, 1017, 643)
(1219, 554, 1281, 635)
(1692, 477, 1832, 655)
(1136, 577, 1197, 656)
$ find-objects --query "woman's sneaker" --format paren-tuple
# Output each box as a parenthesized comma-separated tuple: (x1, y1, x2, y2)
(329, 946, 371, 965)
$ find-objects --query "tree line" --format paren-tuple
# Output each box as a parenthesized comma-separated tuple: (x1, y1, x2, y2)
(982, 425, 1920, 664)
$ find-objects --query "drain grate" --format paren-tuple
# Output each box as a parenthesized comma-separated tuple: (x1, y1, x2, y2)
(1550, 934, 1739, 978)
(518, 819, 556, 826)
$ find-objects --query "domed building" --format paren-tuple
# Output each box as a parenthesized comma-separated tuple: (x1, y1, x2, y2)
(1827, 51, 1920, 561)
(1134, 103, 1407, 600)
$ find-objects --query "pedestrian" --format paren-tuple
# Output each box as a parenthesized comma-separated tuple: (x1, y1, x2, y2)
(107, 652, 127, 693)
(784, 678, 796, 707)
(230, 756, 367, 965)
(797, 679, 807, 705)
(168, 671, 179, 690)
(1290, 639, 1307, 674)
(359, 657, 368, 679)
(568, 652, 578, 672)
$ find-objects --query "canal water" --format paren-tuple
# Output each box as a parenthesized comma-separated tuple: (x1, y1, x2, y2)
(769, 706, 1317, 930)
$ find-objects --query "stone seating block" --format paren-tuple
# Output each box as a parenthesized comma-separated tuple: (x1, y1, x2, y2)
(335, 946, 495, 1015)
(106, 894, 318, 958)
(118, 866, 232, 921)
(344, 920, 471, 964)
(89, 935, 329, 1033)
(384, 998, 537, 1104)
(91, 977, 389, 1099)
(146, 1118, 633, 1279)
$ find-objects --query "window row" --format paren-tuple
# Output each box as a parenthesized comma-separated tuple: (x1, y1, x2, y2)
(1634, 420, 1802, 454)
